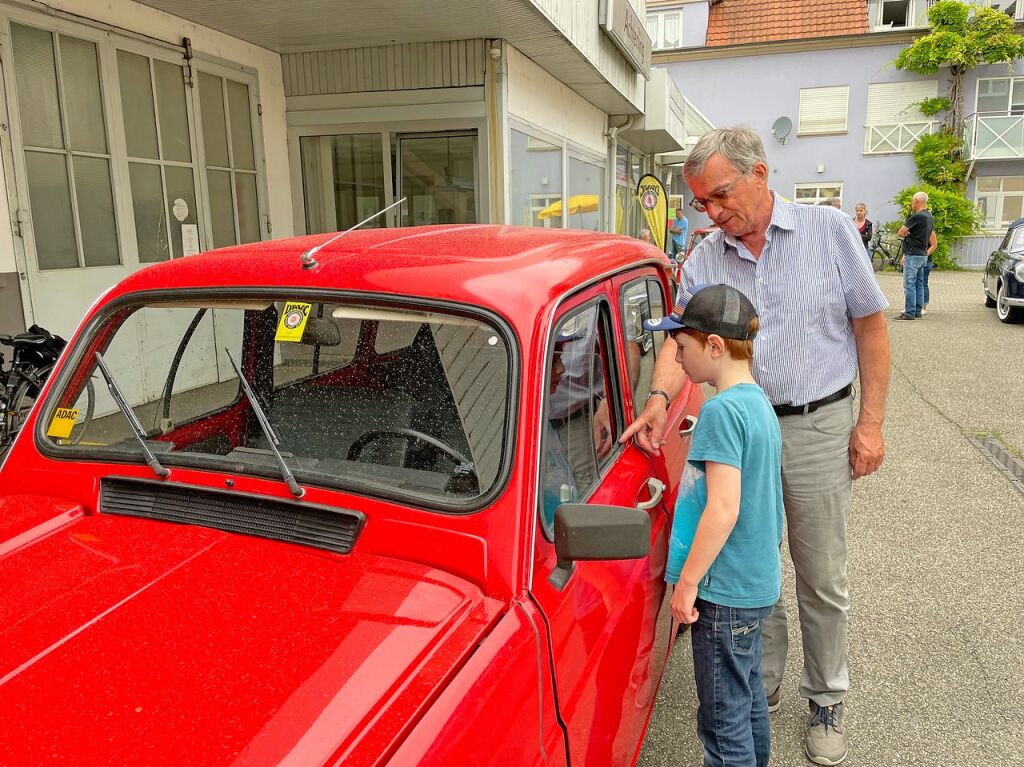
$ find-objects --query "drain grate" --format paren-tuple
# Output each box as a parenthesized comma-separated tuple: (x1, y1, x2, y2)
(966, 433, 1024, 497)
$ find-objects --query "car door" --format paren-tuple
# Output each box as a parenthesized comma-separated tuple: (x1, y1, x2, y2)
(528, 282, 670, 766)
(609, 270, 699, 696)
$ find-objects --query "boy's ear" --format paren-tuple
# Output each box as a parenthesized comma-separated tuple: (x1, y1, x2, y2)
(707, 334, 726, 356)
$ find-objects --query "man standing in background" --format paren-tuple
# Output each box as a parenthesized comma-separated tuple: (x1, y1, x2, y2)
(895, 192, 937, 321)
(669, 208, 688, 260)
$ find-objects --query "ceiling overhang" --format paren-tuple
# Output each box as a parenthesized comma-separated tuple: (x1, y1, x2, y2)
(136, 0, 642, 114)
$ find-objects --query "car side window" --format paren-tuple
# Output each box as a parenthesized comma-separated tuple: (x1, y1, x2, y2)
(620, 277, 665, 419)
(539, 303, 619, 535)
(1009, 226, 1024, 252)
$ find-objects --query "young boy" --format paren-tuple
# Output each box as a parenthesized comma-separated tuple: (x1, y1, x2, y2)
(644, 283, 783, 767)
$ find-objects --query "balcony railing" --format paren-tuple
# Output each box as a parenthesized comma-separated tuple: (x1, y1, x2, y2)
(963, 112, 1024, 160)
(863, 121, 936, 154)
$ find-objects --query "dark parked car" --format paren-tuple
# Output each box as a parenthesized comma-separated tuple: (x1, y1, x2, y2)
(984, 218, 1024, 324)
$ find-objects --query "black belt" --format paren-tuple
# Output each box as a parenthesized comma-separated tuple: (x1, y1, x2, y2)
(772, 384, 852, 417)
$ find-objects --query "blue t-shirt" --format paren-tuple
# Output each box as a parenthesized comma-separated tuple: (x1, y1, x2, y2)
(665, 383, 783, 608)
(671, 216, 688, 248)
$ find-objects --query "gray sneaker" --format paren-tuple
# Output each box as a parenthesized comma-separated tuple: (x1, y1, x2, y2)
(805, 701, 847, 765)
(766, 685, 782, 713)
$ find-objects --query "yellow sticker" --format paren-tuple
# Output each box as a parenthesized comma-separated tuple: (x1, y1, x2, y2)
(275, 301, 312, 343)
(47, 407, 80, 439)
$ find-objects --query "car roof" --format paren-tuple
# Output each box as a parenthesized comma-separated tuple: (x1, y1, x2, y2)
(1009, 218, 1024, 230)
(106, 225, 668, 335)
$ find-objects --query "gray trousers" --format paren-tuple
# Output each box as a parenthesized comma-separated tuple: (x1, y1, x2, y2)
(761, 396, 854, 708)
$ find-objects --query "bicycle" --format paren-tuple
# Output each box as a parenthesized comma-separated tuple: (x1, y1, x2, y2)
(869, 233, 904, 273)
(1, 324, 94, 450)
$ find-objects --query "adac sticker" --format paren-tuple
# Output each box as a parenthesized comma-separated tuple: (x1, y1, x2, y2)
(46, 407, 80, 439)
(275, 301, 312, 343)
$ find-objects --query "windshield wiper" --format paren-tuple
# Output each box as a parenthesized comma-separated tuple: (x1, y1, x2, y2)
(94, 352, 170, 479)
(224, 348, 305, 498)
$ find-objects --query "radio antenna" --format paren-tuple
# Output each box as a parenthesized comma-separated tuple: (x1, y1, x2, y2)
(300, 196, 406, 270)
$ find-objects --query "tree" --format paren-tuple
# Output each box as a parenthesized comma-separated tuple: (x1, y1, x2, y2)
(889, 1, 1023, 267)
(894, 1, 1024, 133)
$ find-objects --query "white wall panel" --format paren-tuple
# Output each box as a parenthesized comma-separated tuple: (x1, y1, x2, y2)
(507, 46, 606, 155)
(282, 40, 486, 96)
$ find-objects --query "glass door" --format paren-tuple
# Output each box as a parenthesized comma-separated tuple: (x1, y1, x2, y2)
(397, 132, 478, 226)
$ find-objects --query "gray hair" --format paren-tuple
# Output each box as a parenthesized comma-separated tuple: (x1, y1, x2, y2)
(683, 125, 768, 178)
(912, 191, 929, 204)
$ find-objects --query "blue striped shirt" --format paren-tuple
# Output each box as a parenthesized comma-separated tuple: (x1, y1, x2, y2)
(680, 193, 888, 407)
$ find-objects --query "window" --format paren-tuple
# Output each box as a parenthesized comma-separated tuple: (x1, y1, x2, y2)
(11, 23, 120, 270)
(976, 77, 1024, 115)
(510, 129, 563, 227)
(117, 50, 199, 262)
(5, 15, 267, 280)
(864, 81, 938, 154)
(646, 10, 684, 51)
(975, 176, 1024, 230)
(798, 86, 849, 136)
(620, 278, 665, 417)
(983, 0, 1024, 21)
(299, 134, 386, 234)
(198, 73, 261, 247)
(567, 156, 605, 232)
(540, 304, 618, 534)
(869, 0, 933, 29)
(794, 183, 843, 206)
(44, 297, 511, 507)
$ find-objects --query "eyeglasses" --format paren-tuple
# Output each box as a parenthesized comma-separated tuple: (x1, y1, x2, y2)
(689, 173, 746, 213)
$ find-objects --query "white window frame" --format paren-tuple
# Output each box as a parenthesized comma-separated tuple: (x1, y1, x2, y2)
(798, 86, 850, 136)
(645, 9, 684, 51)
(0, 7, 268, 270)
(982, 1, 1024, 21)
(975, 76, 1024, 116)
(793, 182, 844, 207)
(975, 176, 1024, 231)
(869, 0, 935, 30)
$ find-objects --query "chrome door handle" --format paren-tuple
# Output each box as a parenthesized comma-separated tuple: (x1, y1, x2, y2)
(637, 477, 666, 510)
(680, 415, 698, 436)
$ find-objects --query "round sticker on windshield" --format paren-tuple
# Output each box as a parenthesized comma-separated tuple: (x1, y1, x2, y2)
(172, 198, 189, 222)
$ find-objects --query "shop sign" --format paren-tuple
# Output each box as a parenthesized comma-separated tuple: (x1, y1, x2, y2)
(600, 0, 652, 75)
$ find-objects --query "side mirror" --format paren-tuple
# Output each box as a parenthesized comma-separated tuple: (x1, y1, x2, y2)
(549, 504, 651, 590)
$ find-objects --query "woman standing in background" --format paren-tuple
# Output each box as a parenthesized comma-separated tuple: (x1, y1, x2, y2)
(854, 203, 873, 255)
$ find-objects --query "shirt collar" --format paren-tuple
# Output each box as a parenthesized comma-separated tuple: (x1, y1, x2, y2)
(721, 191, 794, 252)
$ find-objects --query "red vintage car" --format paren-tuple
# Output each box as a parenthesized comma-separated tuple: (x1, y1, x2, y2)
(0, 225, 701, 766)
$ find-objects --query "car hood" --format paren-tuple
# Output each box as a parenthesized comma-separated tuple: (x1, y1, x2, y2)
(0, 495, 503, 766)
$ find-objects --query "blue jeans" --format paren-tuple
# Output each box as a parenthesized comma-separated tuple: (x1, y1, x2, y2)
(903, 254, 928, 317)
(691, 598, 774, 767)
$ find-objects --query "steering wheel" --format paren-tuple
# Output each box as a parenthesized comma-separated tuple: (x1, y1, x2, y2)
(346, 427, 470, 466)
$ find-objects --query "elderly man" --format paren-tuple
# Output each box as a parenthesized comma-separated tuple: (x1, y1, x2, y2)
(622, 126, 890, 766)
(895, 191, 937, 320)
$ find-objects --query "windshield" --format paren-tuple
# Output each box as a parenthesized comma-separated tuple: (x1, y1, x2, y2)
(41, 295, 512, 508)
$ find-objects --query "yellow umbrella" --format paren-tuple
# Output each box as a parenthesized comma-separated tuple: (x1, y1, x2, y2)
(537, 194, 600, 220)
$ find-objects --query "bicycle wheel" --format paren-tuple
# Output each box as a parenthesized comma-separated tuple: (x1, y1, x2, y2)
(4, 363, 52, 444)
(870, 246, 886, 272)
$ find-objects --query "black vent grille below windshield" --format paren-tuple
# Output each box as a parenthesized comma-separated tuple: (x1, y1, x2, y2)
(100, 478, 363, 554)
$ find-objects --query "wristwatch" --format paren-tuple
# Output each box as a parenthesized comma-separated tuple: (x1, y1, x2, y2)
(647, 389, 671, 408)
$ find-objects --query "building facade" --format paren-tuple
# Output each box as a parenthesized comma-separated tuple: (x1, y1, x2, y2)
(0, 0, 714, 338)
(648, 0, 1024, 266)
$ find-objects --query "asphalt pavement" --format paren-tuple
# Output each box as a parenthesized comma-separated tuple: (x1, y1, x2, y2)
(638, 269, 1024, 767)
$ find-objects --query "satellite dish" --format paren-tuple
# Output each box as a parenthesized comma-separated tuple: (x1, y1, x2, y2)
(771, 116, 792, 145)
